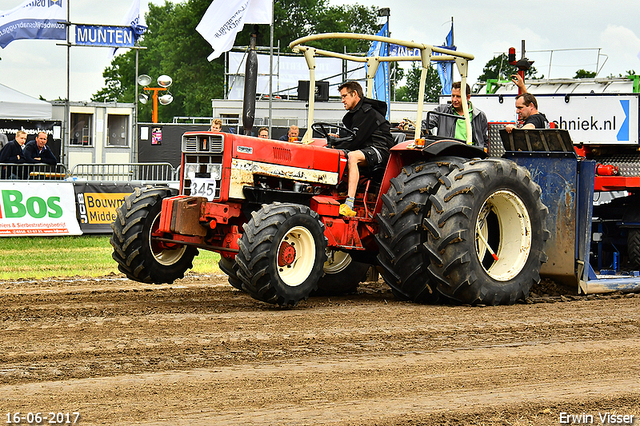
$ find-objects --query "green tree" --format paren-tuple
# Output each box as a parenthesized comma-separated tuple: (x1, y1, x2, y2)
(93, 0, 379, 122)
(606, 70, 637, 78)
(477, 53, 538, 82)
(390, 63, 404, 100)
(574, 69, 596, 78)
(395, 63, 442, 103)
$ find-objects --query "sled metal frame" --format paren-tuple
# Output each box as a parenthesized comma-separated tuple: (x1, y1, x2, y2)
(289, 33, 474, 145)
(500, 128, 640, 294)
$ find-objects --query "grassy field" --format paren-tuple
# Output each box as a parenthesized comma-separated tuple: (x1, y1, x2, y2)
(0, 235, 221, 280)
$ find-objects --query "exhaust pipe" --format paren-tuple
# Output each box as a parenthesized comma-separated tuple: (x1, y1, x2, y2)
(242, 29, 258, 136)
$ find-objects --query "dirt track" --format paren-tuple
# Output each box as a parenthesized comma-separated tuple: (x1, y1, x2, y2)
(1, 274, 640, 425)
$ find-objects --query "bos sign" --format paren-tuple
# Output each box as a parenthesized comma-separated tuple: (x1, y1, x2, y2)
(470, 94, 639, 145)
(0, 182, 81, 236)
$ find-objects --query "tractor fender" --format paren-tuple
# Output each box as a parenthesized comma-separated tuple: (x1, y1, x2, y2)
(421, 139, 487, 159)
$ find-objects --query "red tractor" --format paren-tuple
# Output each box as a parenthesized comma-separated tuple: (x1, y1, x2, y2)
(111, 33, 549, 306)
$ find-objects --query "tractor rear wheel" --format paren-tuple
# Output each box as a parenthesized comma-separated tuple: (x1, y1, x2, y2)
(236, 203, 328, 306)
(423, 158, 549, 305)
(376, 158, 466, 302)
(110, 186, 198, 283)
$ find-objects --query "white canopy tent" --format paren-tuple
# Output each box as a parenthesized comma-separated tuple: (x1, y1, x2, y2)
(0, 83, 52, 120)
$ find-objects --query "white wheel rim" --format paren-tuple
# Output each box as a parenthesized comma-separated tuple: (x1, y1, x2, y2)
(149, 212, 187, 266)
(475, 190, 532, 281)
(277, 225, 316, 286)
(323, 250, 352, 274)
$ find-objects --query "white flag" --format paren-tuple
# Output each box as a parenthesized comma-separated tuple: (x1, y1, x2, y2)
(0, 0, 66, 49)
(111, 0, 147, 56)
(196, 0, 272, 61)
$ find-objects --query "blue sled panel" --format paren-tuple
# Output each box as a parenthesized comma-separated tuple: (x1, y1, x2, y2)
(509, 155, 579, 287)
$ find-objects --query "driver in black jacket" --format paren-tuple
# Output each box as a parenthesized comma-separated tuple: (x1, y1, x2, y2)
(334, 81, 394, 217)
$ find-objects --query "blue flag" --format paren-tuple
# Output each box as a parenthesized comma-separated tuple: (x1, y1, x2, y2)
(436, 22, 456, 95)
(0, 0, 66, 49)
(366, 22, 390, 119)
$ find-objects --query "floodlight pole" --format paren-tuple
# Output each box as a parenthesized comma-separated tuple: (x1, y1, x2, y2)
(143, 87, 167, 123)
(134, 49, 139, 162)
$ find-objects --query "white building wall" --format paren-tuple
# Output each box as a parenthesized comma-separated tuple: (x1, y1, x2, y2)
(51, 101, 135, 169)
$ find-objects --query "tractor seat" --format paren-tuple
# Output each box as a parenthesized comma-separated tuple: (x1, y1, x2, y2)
(392, 132, 406, 145)
(358, 134, 404, 183)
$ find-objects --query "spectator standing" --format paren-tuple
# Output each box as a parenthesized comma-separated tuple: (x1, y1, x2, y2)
(279, 125, 300, 142)
(0, 130, 28, 179)
(0, 130, 27, 163)
(24, 132, 57, 165)
(258, 127, 269, 139)
(0, 132, 8, 150)
(210, 118, 222, 132)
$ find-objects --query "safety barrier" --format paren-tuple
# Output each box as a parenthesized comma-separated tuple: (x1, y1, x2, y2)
(0, 163, 68, 181)
(69, 163, 178, 183)
(0, 163, 179, 183)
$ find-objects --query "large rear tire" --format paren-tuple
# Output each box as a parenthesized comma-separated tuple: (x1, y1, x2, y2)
(423, 158, 549, 305)
(376, 158, 466, 302)
(236, 203, 328, 306)
(110, 186, 198, 283)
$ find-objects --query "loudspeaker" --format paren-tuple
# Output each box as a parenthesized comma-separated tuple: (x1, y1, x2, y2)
(297, 80, 330, 102)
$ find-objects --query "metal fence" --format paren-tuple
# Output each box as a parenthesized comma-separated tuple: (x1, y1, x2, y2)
(0, 162, 179, 183)
(0, 163, 68, 181)
(69, 163, 178, 182)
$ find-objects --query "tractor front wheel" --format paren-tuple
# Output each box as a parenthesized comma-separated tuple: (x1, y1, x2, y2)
(219, 256, 243, 290)
(110, 186, 198, 284)
(236, 203, 328, 306)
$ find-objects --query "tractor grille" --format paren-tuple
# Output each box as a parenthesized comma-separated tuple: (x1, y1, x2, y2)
(181, 133, 225, 199)
(182, 134, 224, 153)
(273, 146, 292, 162)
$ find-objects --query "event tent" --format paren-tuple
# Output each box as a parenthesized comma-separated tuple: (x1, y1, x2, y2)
(0, 83, 52, 120)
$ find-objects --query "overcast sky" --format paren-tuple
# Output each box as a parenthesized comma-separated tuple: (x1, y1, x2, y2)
(1, 0, 639, 102)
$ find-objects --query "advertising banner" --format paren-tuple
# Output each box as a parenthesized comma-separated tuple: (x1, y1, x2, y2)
(0, 182, 81, 236)
(227, 52, 365, 100)
(196, 0, 272, 61)
(73, 182, 142, 233)
(471, 94, 639, 145)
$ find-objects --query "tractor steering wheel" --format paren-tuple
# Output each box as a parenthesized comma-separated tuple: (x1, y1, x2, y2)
(311, 122, 356, 148)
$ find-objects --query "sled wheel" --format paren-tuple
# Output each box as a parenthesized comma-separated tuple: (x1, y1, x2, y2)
(424, 158, 549, 305)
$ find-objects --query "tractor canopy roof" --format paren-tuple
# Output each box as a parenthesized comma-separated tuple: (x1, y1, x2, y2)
(289, 33, 475, 143)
